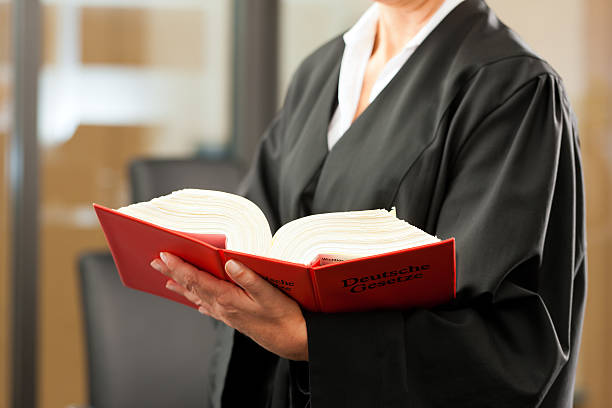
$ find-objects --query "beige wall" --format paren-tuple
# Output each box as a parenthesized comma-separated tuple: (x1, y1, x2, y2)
(0, 4, 9, 64)
(279, 0, 370, 101)
(579, 79, 612, 408)
(579, 0, 612, 406)
(81, 7, 205, 70)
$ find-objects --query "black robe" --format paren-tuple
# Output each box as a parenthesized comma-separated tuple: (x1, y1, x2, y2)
(211, 1, 586, 407)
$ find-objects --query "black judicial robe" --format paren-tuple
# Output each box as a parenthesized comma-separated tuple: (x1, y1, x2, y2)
(211, 0, 586, 407)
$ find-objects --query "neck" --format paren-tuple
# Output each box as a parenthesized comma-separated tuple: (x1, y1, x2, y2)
(373, 0, 446, 60)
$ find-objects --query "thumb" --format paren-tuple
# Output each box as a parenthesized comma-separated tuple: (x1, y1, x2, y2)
(225, 260, 276, 301)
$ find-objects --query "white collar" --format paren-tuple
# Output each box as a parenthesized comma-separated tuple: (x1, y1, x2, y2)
(328, 0, 465, 151)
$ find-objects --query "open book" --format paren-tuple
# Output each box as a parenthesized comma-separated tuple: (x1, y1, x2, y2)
(94, 189, 456, 313)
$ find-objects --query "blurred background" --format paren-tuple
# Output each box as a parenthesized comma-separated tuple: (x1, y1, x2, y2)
(0, 0, 610, 407)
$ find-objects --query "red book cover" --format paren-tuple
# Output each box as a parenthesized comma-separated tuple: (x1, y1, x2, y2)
(94, 204, 456, 313)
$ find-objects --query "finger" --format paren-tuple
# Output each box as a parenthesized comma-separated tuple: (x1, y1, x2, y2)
(165, 279, 202, 306)
(150, 259, 203, 305)
(225, 260, 280, 302)
(150, 258, 171, 276)
(157, 252, 223, 302)
(198, 305, 213, 317)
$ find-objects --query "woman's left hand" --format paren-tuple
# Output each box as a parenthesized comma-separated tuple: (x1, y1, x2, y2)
(150, 252, 308, 361)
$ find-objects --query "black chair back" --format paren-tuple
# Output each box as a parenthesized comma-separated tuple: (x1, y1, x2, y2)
(79, 252, 215, 408)
(129, 157, 245, 202)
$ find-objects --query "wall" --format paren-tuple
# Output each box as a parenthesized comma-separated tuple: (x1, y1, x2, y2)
(279, 0, 370, 102)
(579, 0, 612, 406)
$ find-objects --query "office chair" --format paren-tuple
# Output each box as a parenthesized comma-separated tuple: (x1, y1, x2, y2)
(129, 156, 246, 202)
(79, 252, 215, 408)
(80, 156, 246, 407)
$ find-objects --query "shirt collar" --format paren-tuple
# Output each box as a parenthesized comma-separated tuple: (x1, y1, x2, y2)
(343, 3, 380, 46)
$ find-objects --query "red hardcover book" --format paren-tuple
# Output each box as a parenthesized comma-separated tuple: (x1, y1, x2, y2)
(94, 203, 456, 313)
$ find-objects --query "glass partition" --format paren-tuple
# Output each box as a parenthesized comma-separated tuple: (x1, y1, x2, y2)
(37, 1, 233, 406)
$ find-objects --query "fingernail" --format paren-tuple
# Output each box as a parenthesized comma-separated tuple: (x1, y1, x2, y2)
(165, 280, 175, 290)
(225, 260, 241, 277)
(160, 252, 169, 264)
(150, 260, 163, 272)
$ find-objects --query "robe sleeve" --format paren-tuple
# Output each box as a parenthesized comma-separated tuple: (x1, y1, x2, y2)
(305, 73, 586, 407)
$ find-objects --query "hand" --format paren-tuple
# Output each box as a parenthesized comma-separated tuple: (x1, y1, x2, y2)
(150, 252, 309, 361)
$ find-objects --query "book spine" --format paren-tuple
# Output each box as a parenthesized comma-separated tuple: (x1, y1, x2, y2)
(307, 267, 323, 312)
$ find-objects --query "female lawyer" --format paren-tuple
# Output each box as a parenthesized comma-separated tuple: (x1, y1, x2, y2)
(151, 0, 586, 406)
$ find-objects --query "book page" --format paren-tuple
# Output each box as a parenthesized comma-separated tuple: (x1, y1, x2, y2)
(116, 189, 273, 256)
(269, 209, 439, 264)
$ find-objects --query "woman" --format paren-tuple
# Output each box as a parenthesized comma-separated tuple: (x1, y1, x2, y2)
(151, 0, 585, 406)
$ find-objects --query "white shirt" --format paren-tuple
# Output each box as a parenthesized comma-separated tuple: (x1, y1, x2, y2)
(327, 0, 465, 150)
